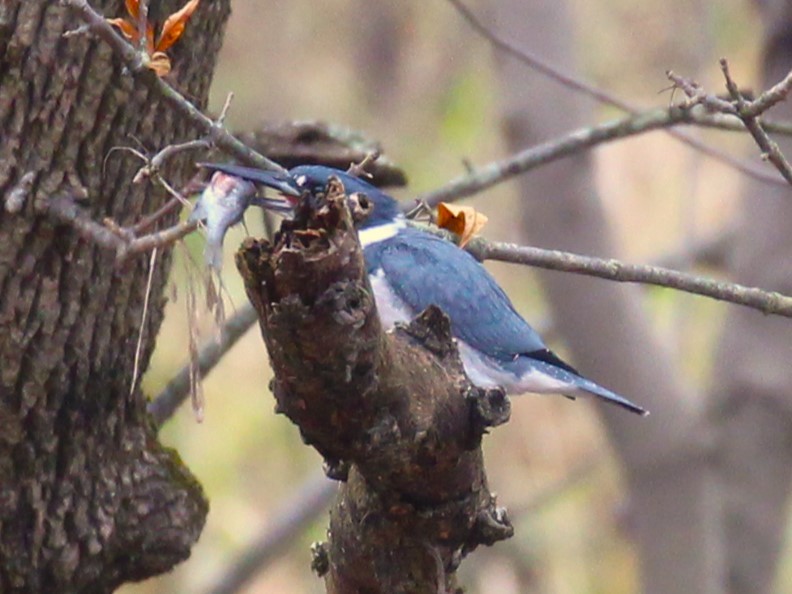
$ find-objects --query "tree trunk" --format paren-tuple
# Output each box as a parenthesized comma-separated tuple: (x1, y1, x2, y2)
(0, 1, 230, 591)
(236, 182, 513, 594)
(709, 3, 792, 592)
(488, 1, 723, 593)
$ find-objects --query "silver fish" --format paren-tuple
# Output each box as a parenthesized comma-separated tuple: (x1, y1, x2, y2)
(189, 172, 258, 269)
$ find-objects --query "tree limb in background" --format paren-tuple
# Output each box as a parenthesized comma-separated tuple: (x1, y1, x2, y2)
(148, 303, 259, 425)
(469, 237, 792, 318)
(668, 61, 792, 186)
(205, 456, 607, 594)
(42, 193, 199, 263)
(445, 0, 786, 187)
(417, 107, 787, 209)
(202, 471, 337, 594)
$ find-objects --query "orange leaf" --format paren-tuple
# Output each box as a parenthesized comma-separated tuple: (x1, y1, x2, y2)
(107, 17, 140, 43)
(145, 22, 155, 54)
(125, 0, 140, 20)
(148, 52, 172, 77)
(436, 203, 489, 248)
(156, 0, 200, 52)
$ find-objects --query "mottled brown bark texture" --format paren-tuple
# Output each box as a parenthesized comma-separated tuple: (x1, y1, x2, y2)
(0, 1, 232, 592)
(237, 181, 513, 593)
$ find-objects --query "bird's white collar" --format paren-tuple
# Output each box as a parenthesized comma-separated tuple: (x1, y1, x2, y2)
(358, 219, 406, 248)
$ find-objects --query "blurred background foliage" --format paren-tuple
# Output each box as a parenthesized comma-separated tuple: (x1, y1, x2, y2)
(121, 0, 791, 592)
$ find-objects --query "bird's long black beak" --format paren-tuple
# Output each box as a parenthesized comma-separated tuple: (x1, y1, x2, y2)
(199, 162, 301, 197)
(250, 196, 295, 213)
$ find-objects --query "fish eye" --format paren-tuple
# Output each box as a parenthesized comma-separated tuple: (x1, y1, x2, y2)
(295, 175, 307, 187)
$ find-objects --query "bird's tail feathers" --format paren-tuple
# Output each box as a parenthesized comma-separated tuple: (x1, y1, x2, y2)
(511, 358, 648, 416)
(568, 377, 648, 416)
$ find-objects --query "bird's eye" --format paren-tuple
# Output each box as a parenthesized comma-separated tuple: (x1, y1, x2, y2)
(295, 175, 307, 187)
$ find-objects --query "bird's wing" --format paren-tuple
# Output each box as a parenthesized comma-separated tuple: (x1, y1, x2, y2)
(369, 229, 548, 360)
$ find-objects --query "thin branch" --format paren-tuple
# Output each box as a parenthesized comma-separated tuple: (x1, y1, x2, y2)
(741, 67, 792, 118)
(61, 0, 286, 173)
(43, 194, 198, 263)
(464, 236, 792, 318)
(418, 106, 721, 207)
(131, 247, 158, 396)
(131, 196, 183, 234)
(45, 195, 130, 251)
(346, 149, 380, 178)
(124, 218, 198, 261)
(445, 0, 786, 187)
(147, 303, 258, 426)
(666, 70, 736, 114)
(721, 59, 792, 185)
(132, 138, 211, 184)
(201, 472, 336, 594)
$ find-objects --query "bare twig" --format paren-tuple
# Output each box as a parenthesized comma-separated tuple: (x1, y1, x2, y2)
(131, 196, 183, 234)
(402, 219, 784, 317)
(216, 91, 235, 125)
(43, 194, 198, 263)
(126, 219, 199, 259)
(740, 67, 792, 118)
(346, 150, 380, 178)
(61, 0, 286, 173)
(418, 107, 719, 207)
(465, 236, 792, 318)
(445, 0, 786, 187)
(132, 93, 235, 186)
(131, 247, 158, 396)
(666, 70, 736, 114)
(201, 472, 336, 594)
(668, 63, 792, 187)
(721, 59, 792, 186)
(136, 0, 148, 52)
(132, 138, 211, 184)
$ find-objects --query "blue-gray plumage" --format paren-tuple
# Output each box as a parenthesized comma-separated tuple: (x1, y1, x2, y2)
(199, 162, 647, 415)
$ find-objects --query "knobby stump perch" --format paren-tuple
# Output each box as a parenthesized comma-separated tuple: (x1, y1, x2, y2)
(236, 178, 512, 593)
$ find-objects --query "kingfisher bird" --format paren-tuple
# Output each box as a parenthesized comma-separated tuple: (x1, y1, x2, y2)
(199, 163, 647, 416)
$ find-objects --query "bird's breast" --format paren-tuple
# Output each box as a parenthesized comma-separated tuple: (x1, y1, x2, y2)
(368, 268, 415, 329)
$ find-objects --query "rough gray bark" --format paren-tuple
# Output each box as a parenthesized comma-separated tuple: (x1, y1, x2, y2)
(709, 3, 792, 592)
(236, 180, 513, 593)
(0, 1, 232, 591)
(488, 1, 723, 593)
